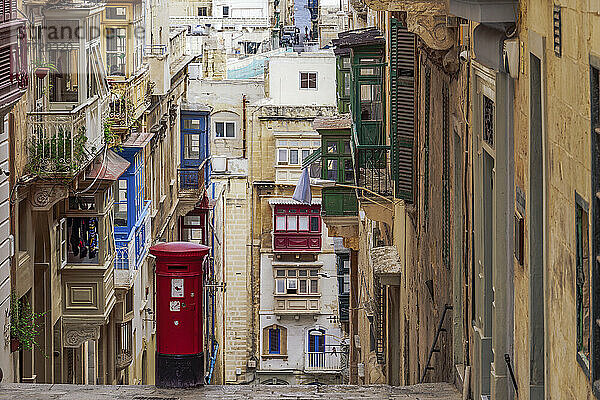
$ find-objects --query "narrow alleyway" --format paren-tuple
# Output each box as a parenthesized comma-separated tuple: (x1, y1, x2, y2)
(0, 383, 460, 399)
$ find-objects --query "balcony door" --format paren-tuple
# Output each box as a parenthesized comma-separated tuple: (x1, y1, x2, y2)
(307, 329, 325, 368)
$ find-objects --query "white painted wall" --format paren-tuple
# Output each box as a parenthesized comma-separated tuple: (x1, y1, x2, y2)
(212, 0, 269, 18)
(266, 51, 337, 106)
(258, 216, 343, 381)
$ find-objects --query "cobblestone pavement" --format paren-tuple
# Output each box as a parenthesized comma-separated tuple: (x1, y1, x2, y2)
(0, 383, 460, 399)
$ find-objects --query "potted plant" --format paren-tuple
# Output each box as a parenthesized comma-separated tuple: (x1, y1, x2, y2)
(32, 60, 57, 80)
(9, 292, 47, 353)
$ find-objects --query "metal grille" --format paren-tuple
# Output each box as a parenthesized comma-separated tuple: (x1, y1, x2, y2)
(389, 17, 415, 202)
(442, 83, 451, 268)
(553, 5, 561, 57)
(483, 95, 495, 148)
(424, 67, 431, 223)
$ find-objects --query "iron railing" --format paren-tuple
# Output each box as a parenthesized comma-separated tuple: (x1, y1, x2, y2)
(108, 69, 151, 130)
(305, 346, 343, 371)
(115, 320, 133, 370)
(178, 162, 209, 192)
(354, 146, 394, 197)
(27, 95, 108, 175)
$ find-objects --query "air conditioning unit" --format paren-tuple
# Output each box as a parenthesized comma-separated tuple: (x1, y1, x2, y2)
(212, 156, 227, 172)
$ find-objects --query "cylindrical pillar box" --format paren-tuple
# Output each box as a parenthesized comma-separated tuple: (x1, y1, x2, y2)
(150, 241, 209, 388)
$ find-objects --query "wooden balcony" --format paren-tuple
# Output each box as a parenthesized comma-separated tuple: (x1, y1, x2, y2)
(274, 295, 320, 314)
(273, 233, 322, 252)
(114, 201, 151, 289)
(26, 96, 108, 176)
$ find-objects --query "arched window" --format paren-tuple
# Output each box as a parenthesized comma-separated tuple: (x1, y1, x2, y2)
(262, 324, 287, 356)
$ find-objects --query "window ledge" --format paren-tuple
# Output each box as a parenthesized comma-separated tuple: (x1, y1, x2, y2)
(274, 293, 321, 298)
(261, 354, 288, 360)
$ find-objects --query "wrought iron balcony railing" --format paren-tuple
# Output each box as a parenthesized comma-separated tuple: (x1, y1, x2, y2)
(108, 68, 151, 131)
(115, 320, 133, 370)
(305, 347, 343, 372)
(26, 95, 108, 176)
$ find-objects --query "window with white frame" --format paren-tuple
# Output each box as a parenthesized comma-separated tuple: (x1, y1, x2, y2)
(106, 27, 126, 76)
(274, 268, 319, 295)
(300, 72, 317, 89)
(276, 138, 321, 174)
(215, 121, 235, 138)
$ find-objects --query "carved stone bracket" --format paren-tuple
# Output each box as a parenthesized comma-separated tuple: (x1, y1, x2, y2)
(406, 13, 455, 51)
(63, 324, 100, 348)
(30, 183, 69, 211)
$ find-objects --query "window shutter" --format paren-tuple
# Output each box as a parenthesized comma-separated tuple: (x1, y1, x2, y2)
(389, 17, 415, 202)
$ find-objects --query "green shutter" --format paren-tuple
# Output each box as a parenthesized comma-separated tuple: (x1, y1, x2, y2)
(390, 18, 415, 202)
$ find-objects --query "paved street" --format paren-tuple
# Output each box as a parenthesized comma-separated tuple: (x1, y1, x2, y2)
(0, 383, 460, 399)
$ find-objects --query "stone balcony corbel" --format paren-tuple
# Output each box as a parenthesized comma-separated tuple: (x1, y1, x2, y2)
(356, 0, 454, 50)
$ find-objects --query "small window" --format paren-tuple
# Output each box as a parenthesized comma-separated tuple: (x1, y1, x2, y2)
(278, 149, 288, 164)
(276, 269, 286, 277)
(114, 179, 128, 227)
(299, 270, 308, 277)
(268, 328, 280, 354)
(298, 215, 309, 231)
(300, 72, 317, 89)
(310, 279, 318, 294)
(344, 159, 354, 183)
(287, 278, 298, 290)
(289, 150, 299, 165)
(343, 72, 351, 96)
(310, 269, 318, 277)
(222, 5, 229, 17)
(302, 149, 311, 162)
(287, 269, 296, 277)
(299, 279, 308, 294)
(310, 216, 319, 232)
(287, 215, 297, 231)
(198, 7, 207, 16)
(327, 142, 337, 154)
(215, 121, 235, 138)
(275, 279, 286, 294)
(276, 215, 286, 231)
(106, 6, 126, 19)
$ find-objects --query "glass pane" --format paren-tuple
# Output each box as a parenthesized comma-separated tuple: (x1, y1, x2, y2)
(287, 215, 297, 231)
(276, 279, 285, 294)
(327, 159, 338, 181)
(344, 140, 351, 154)
(327, 142, 337, 153)
(184, 134, 201, 159)
(344, 159, 354, 182)
(298, 215, 309, 231)
(215, 122, 224, 137)
(276, 215, 286, 230)
(183, 119, 201, 130)
(299, 279, 307, 294)
(278, 149, 287, 164)
(289, 150, 299, 165)
(299, 270, 308, 277)
(310, 279, 318, 294)
(310, 270, 318, 276)
(287, 269, 296, 277)
(344, 72, 350, 96)
(276, 269, 286, 277)
(310, 216, 319, 231)
(226, 122, 235, 137)
(342, 57, 350, 69)
(302, 149, 310, 162)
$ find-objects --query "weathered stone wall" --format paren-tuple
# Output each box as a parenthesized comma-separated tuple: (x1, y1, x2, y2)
(513, 1, 600, 399)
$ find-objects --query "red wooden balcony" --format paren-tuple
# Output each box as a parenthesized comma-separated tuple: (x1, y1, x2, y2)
(0, 2, 28, 110)
(271, 202, 322, 252)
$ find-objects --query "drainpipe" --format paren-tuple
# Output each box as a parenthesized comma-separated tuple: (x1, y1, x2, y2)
(242, 95, 248, 158)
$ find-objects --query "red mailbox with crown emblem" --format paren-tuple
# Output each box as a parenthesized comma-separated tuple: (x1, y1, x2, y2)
(150, 241, 209, 388)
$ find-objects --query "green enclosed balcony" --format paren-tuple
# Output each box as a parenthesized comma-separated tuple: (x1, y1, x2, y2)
(312, 116, 358, 217)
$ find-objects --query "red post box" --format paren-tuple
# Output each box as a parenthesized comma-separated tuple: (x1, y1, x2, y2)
(150, 241, 209, 388)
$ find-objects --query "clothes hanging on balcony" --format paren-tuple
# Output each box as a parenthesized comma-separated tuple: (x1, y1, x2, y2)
(68, 218, 81, 257)
(88, 218, 99, 259)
